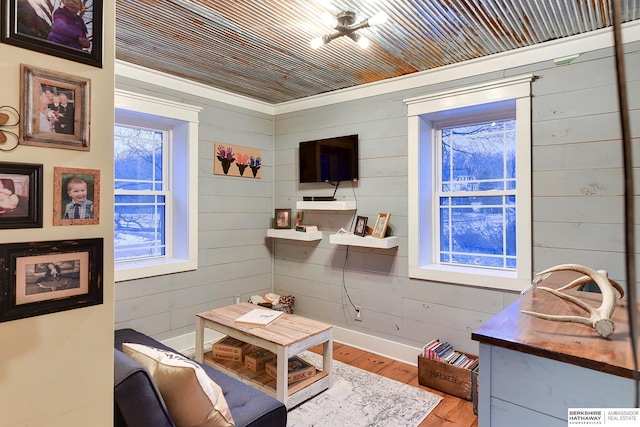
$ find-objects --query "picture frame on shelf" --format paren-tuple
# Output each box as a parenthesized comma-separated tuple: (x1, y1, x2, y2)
(372, 212, 391, 238)
(1, 0, 103, 68)
(274, 208, 291, 229)
(0, 238, 104, 323)
(20, 64, 91, 151)
(0, 162, 43, 229)
(354, 216, 368, 237)
(53, 166, 100, 226)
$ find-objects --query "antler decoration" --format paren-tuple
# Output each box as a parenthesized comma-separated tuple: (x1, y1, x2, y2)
(521, 264, 624, 338)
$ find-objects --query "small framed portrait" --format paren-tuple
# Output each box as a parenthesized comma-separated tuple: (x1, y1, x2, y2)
(354, 216, 368, 237)
(0, 238, 103, 323)
(274, 208, 291, 229)
(0, 162, 43, 229)
(53, 166, 100, 226)
(20, 64, 91, 150)
(372, 212, 391, 238)
(1, 0, 103, 68)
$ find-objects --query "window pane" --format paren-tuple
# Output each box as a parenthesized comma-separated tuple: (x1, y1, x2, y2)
(441, 119, 516, 193)
(114, 124, 167, 263)
(114, 195, 166, 261)
(114, 125, 164, 191)
(438, 118, 517, 270)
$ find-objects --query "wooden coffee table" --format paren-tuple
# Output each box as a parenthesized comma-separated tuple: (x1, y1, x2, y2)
(195, 302, 333, 408)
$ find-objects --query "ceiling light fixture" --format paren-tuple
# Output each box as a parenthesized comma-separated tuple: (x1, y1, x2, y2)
(310, 10, 388, 49)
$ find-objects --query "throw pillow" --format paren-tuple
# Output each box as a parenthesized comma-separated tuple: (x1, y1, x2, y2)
(122, 343, 235, 427)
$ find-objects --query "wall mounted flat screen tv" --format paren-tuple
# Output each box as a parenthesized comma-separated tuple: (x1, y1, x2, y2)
(299, 134, 359, 183)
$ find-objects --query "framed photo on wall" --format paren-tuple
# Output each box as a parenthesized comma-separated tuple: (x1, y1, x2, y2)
(20, 64, 91, 150)
(0, 162, 43, 229)
(274, 208, 291, 229)
(1, 0, 103, 68)
(0, 238, 103, 323)
(372, 212, 391, 238)
(53, 166, 100, 226)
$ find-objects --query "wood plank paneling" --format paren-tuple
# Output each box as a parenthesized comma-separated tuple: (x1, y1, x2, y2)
(115, 39, 640, 360)
(273, 40, 640, 354)
(114, 75, 275, 341)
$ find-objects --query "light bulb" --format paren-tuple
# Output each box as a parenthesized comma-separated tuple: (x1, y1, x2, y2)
(321, 12, 338, 28)
(310, 37, 324, 49)
(357, 36, 370, 49)
(368, 11, 388, 26)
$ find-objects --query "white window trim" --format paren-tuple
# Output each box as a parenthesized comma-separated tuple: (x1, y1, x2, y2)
(114, 89, 201, 282)
(405, 74, 534, 292)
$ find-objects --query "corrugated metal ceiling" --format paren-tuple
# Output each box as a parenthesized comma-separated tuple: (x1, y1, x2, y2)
(115, 0, 640, 104)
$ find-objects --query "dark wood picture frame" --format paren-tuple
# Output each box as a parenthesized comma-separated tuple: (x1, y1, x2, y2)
(274, 208, 291, 229)
(20, 64, 91, 151)
(354, 215, 368, 236)
(53, 166, 100, 226)
(372, 212, 391, 238)
(0, 162, 43, 229)
(0, 238, 103, 322)
(1, 0, 103, 68)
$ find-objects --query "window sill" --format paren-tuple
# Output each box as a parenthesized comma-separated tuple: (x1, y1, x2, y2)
(409, 264, 530, 292)
(115, 258, 197, 282)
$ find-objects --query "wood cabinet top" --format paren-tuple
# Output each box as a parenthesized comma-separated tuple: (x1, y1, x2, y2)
(472, 271, 640, 379)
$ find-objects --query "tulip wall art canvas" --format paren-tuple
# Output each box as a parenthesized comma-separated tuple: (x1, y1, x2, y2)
(214, 143, 262, 179)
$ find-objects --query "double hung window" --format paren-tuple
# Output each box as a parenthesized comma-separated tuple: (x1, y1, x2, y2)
(114, 89, 201, 282)
(406, 75, 533, 291)
(114, 125, 168, 262)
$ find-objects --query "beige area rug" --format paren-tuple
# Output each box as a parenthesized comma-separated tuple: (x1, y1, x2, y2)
(287, 351, 442, 427)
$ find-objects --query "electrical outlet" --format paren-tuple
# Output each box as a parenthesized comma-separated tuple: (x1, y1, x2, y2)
(355, 305, 362, 321)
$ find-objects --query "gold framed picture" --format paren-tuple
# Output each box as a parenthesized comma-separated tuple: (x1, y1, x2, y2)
(372, 213, 391, 238)
(20, 64, 91, 150)
(53, 167, 100, 226)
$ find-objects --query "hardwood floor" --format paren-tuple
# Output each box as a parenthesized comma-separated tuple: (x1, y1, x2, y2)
(309, 342, 478, 427)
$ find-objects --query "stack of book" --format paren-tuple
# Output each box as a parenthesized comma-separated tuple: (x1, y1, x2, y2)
(295, 225, 318, 233)
(422, 339, 478, 370)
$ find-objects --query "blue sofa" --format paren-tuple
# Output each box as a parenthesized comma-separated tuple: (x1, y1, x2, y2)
(114, 328, 287, 427)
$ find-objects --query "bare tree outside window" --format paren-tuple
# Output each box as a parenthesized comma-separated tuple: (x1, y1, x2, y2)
(438, 119, 517, 269)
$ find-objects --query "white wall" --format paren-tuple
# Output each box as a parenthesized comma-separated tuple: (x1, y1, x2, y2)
(0, 4, 115, 426)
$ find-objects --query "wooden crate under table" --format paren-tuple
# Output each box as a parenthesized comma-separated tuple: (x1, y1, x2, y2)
(418, 353, 477, 401)
(212, 336, 254, 362)
(265, 356, 316, 385)
(245, 348, 276, 371)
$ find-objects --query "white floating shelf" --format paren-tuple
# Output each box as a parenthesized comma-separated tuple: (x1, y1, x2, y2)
(296, 201, 356, 210)
(267, 229, 322, 241)
(329, 233, 399, 249)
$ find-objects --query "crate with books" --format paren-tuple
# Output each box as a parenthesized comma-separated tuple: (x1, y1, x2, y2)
(417, 339, 478, 400)
(265, 355, 316, 384)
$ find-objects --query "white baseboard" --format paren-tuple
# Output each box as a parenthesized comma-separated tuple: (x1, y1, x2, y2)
(162, 325, 421, 366)
(333, 327, 422, 367)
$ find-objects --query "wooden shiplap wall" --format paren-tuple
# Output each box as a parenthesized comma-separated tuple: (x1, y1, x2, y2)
(273, 40, 640, 355)
(112, 38, 639, 356)
(113, 75, 274, 342)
